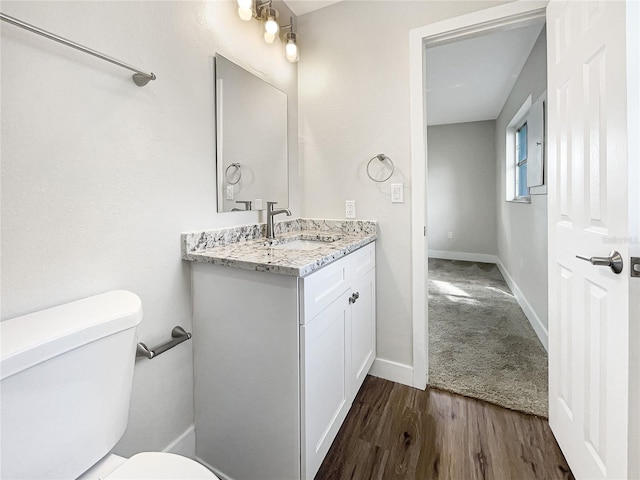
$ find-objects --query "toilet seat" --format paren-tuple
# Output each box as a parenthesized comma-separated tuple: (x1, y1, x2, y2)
(105, 452, 219, 479)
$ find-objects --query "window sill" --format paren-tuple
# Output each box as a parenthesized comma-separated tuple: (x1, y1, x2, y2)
(507, 197, 531, 204)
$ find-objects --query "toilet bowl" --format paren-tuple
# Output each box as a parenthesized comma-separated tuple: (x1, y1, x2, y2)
(79, 452, 218, 479)
(0, 290, 218, 480)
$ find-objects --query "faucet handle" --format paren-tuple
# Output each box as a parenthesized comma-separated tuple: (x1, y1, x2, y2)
(266, 201, 278, 210)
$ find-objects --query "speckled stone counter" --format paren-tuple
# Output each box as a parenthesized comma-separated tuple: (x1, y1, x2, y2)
(181, 218, 377, 277)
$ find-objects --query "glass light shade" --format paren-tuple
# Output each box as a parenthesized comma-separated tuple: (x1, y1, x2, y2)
(237, 7, 253, 20)
(285, 40, 299, 62)
(264, 14, 279, 35)
(264, 31, 276, 44)
(237, 0, 252, 9)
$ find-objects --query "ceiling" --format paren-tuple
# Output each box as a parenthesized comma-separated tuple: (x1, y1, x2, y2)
(282, 3, 544, 126)
(282, 0, 342, 16)
(426, 23, 545, 126)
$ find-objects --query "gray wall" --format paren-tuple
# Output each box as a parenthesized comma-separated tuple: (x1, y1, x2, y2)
(496, 28, 548, 338)
(298, 0, 508, 370)
(0, 0, 298, 455)
(427, 121, 497, 258)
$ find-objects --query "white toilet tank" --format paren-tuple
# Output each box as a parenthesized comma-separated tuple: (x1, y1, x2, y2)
(0, 291, 143, 480)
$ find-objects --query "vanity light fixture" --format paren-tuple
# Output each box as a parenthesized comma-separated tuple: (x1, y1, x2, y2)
(281, 18, 299, 63)
(263, 6, 279, 40)
(264, 31, 277, 44)
(284, 32, 298, 62)
(284, 32, 300, 63)
(236, 0, 254, 21)
(235, 1, 300, 62)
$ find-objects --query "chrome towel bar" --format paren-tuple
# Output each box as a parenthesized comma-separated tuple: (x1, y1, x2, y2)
(136, 326, 191, 359)
(0, 12, 156, 86)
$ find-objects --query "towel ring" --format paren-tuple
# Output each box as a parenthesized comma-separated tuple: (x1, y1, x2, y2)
(225, 163, 242, 185)
(366, 154, 394, 182)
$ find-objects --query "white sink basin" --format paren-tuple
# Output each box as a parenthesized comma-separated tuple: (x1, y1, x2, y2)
(272, 240, 327, 251)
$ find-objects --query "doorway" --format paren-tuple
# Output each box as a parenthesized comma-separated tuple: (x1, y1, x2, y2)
(424, 22, 549, 417)
(410, 2, 640, 478)
(408, 2, 548, 391)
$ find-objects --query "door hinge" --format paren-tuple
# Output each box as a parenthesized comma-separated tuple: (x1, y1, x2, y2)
(631, 257, 640, 278)
(424, 226, 426, 237)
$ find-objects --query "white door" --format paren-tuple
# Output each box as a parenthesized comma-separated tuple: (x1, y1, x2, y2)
(547, 1, 631, 478)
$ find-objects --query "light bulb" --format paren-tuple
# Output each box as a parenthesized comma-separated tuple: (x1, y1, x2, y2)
(285, 32, 299, 62)
(264, 8, 279, 35)
(237, 7, 253, 20)
(264, 31, 276, 44)
(265, 18, 279, 34)
(285, 40, 298, 62)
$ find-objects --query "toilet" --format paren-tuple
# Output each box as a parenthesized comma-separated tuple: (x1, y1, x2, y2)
(0, 290, 219, 480)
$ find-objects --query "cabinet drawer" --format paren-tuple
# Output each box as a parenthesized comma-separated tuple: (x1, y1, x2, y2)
(300, 257, 349, 324)
(350, 242, 375, 279)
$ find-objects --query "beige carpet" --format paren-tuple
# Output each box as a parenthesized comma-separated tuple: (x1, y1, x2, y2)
(428, 258, 548, 417)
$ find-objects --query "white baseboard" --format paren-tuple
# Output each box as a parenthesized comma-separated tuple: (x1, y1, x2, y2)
(495, 258, 548, 351)
(369, 358, 415, 387)
(163, 424, 196, 459)
(429, 249, 498, 264)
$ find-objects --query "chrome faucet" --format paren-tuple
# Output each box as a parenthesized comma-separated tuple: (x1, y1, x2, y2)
(266, 201, 292, 239)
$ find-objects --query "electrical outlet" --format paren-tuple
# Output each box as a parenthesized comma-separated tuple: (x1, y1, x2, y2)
(345, 200, 356, 219)
(447, 232, 453, 239)
(226, 186, 234, 200)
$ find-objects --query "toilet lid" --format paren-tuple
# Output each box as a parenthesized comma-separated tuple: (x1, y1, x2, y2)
(105, 452, 219, 479)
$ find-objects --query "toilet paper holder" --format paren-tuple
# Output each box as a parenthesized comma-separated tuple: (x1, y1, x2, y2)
(136, 326, 192, 360)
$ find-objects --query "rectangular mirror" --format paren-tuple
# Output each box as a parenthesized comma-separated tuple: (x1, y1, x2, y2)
(215, 54, 289, 212)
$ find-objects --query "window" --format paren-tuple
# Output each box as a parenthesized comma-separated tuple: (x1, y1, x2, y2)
(515, 122, 529, 199)
(505, 95, 533, 203)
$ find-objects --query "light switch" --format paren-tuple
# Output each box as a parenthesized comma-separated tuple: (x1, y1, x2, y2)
(226, 186, 234, 200)
(391, 183, 404, 203)
(254, 199, 263, 210)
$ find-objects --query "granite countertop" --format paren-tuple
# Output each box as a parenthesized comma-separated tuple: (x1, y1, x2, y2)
(181, 218, 377, 277)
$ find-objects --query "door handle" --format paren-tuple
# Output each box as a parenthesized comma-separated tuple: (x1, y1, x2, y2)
(576, 250, 623, 274)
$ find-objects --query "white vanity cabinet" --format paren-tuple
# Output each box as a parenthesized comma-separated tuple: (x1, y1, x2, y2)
(300, 243, 376, 479)
(191, 242, 375, 480)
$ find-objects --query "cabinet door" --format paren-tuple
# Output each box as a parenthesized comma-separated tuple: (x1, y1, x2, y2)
(350, 267, 376, 400)
(300, 292, 352, 480)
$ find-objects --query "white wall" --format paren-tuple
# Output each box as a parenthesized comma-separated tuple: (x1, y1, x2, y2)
(496, 27, 548, 340)
(427, 121, 497, 260)
(298, 0, 507, 371)
(0, 0, 298, 456)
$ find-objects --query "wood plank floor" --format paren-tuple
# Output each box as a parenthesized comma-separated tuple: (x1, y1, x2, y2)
(315, 376, 573, 480)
